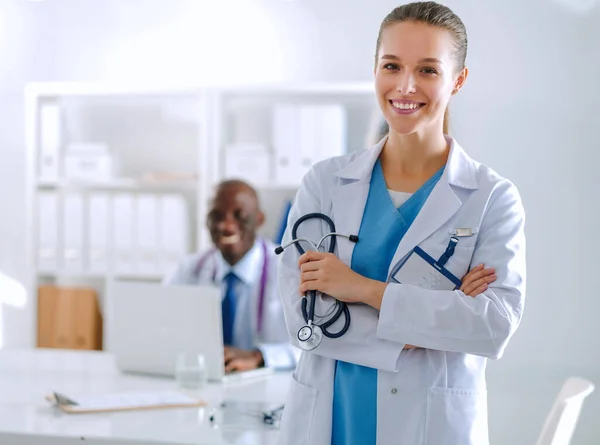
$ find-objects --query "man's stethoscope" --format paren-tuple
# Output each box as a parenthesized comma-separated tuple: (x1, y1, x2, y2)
(275, 213, 358, 351)
(193, 240, 269, 333)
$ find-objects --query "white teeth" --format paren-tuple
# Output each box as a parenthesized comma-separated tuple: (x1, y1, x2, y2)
(220, 234, 241, 245)
(392, 102, 420, 110)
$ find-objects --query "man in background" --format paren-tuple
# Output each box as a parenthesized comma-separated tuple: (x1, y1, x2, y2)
(164, 180, 296, 372)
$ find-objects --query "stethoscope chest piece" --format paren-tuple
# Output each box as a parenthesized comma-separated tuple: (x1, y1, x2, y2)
(297, 324, 323, 351)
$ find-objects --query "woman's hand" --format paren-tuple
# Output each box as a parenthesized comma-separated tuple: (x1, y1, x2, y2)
(298, 251, 383, 306)
(402, 264, 495, 350)
(460, 264, 496, 297)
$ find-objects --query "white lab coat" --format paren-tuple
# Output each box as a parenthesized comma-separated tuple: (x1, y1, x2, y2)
(277, 137, 526, 445)
(164, 238, 297, 369)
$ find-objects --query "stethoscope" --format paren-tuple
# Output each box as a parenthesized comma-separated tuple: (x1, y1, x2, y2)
(275, 213, 358, 351)
(193, 239, 269, 333)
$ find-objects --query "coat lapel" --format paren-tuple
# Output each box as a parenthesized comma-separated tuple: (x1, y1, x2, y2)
(330, 139, 385, 265)
(387, 138, 479, 275)
(388, 178, 462, 273)
(331, 180, 370, 265)
(328, 137, 479, 272)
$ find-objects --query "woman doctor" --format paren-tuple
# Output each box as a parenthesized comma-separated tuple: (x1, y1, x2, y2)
(277, 2, 526, 445)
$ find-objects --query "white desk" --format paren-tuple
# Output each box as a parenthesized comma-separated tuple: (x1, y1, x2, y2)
(0, 349, 291, 445)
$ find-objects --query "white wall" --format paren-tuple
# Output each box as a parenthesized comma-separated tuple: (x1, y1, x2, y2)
(0, 0, 598, 443)
(0, 0, 34, 349)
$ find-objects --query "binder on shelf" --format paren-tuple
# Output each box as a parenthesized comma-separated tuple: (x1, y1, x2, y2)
(38, 192, 59, 274)
(39, 103, 61, 182)
(272, 104, 347, 187)
(112, 194, 135, 275)
(134, 194, 159, 276)
(87, 193, 110, 275)
(298, 105, 317, 176)
(62, 193, 84, 274)
(273, 104, 302, 186)
(159, 194, 189, 275)
(314, 104, 346, 161)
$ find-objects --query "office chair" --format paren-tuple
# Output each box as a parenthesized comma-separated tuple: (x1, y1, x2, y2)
(535, 377, 595, 445)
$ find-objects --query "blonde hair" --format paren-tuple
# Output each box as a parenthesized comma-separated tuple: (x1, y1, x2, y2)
(375, 2, 468, 134)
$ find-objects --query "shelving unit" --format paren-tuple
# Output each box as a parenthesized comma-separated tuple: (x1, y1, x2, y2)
(37, 178, 198, 192)
(24, 81, 379, 348)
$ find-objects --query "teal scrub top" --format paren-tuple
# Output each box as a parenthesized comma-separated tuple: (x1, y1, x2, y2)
(331, 159, 443, 445)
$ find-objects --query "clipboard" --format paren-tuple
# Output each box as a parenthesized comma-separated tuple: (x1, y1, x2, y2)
(46, 390, 206, 414)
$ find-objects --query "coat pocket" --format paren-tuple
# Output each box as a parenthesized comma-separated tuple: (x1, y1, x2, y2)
(424, 387, 489, 445)
(277, 375, 319, 445)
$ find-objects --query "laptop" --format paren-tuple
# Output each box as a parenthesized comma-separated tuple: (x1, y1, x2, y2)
(105, 281, 273, 383)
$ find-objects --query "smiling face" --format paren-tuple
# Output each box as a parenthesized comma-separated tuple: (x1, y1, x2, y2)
(206, 183, 264, 266)
(374, 20, 467, 137)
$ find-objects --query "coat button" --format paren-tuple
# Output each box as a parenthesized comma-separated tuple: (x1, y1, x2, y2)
(391, 388, 398, 394)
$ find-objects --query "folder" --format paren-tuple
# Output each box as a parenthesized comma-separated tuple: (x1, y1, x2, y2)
(112, 194, 134, 275)
(39, 103, 61, 182)
(298, 105, 317, 183)
(134, 194, 159, 276)
(87, 193, 109, 275)
(38, 192, 59, 274)
(158, 195, 189, 275)
(62, 193, 84, 274)
(315, 104, 346, 160)
(273, 104, 302, 186)
(272, 104, 347, 186)
(301, 104, 347, 166)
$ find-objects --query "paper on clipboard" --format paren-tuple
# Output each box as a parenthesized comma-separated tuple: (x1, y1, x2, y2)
(48, 390, 205, 414)
(391, 247, 461, 290)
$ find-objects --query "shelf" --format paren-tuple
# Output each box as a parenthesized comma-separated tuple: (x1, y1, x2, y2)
(253, 182, 300, 191)
(27, 80, 375, 326)
(219, 82, 375, 97)
(38, 272, 164, 281)
(113, 274, 164, 282)
(37, 178, 197, 192)
(25, 81, 374, 99)
(25, 82, 205, 98)
(38, 272, 107, 280)
(37, 178, 301, 193)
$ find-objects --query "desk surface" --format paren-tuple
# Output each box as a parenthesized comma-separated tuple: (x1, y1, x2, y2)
(0, 349, 290, 445)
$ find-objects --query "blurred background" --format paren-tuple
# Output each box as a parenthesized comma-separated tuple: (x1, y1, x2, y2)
(0, 0, 598, 443)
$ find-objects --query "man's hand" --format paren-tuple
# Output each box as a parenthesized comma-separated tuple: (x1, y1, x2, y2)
(223, 346, 264, 373)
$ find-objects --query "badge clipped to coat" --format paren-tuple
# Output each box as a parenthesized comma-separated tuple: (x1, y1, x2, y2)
(390, 236, 463, 290)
